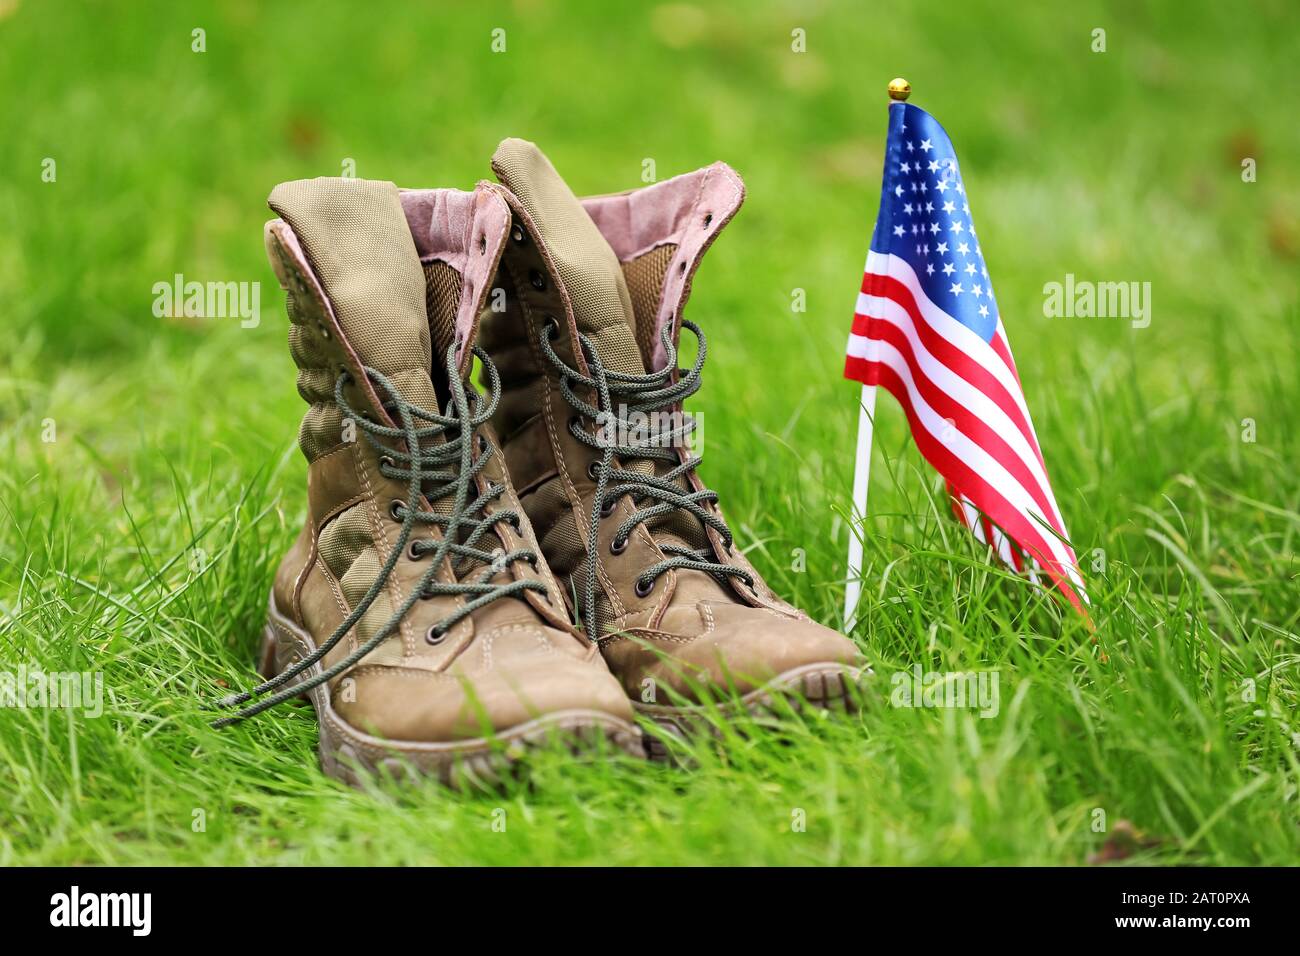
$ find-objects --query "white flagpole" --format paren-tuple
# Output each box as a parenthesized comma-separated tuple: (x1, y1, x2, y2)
(843, 76, 910, 632)
(843, 382, 877, 630)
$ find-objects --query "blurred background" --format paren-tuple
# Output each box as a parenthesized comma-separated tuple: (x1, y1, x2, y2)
(3, 0, 1295, 518)
(0, 0, 1296, 864)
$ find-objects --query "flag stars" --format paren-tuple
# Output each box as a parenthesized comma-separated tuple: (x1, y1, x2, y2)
(875, 120, 1000, 338)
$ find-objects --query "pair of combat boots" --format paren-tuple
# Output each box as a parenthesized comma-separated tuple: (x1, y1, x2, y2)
(217, 139, 865, 783)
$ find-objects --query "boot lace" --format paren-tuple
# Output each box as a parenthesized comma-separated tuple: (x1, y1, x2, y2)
(539, 318, 752, 640)
(213, 343, 546, 726)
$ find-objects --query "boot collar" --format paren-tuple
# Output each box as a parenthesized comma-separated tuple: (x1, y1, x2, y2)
(581, 162, 745, 370)
(398, 185, 512, 377)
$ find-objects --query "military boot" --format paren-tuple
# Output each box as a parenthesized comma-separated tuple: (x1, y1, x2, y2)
(478, 140, 866, 755)
(216, 176, 642, 783)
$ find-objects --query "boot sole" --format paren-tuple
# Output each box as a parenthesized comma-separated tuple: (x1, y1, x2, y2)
(253, 595, 645, 788)
(635, 662, 870, 762)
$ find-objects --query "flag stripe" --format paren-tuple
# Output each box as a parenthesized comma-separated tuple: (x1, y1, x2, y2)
(848, 340, 1075, 579)
(863, 252, 1037, 440)
(850, 352, 1085, 611)
(851, 282, 1075, 557)
(848, 301, 1066, 542)
(951, 485, 1021, 571)
(990, 327, 1021, 385)
(876, 358, 1084, 608)
(856, 269, 1046, 479)
(851, 252, 1077, 570)
(992, 320, 1072, 555)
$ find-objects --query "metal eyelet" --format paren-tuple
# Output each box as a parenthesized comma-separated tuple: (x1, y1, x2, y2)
(542, 315, 559, 338)
(388, 500, 405, 521)
(317, 322, 331, 339)
(406, 541, 423, 561)
(600, 498, 618, 518)
(529, 269, 546, 291)
(586, 461, 600, 481)
(379, 455, 395, 472)
(610, 535, 628, 555)
(511, 224, 526, 244)
(477, 434, 489, 455)
(425, 626, 446, 645)
(635, 578, 655, 598)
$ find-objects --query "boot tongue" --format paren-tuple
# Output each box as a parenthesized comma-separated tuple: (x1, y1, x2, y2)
(491, 140, 725, 588)
(491, 139, 646, 378)
(268, 177, 439, 413)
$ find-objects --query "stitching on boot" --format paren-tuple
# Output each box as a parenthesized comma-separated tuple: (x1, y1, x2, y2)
(507, 255, 631, 622)
(312, 557, 354, 651)
(472, 622, 560, 673)
(600, 629, 694, 648)
(698, 601, 716, 635)
(351, 439, 415, 656)
(314, 492, 367, 535)
(292, 534, 318, 626)
(489, 456, 570, 628)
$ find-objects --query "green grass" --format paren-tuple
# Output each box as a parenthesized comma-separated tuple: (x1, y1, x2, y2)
(1, 0, 1297, 865)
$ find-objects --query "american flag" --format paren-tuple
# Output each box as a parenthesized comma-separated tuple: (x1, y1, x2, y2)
(844, 100, 1087, 613)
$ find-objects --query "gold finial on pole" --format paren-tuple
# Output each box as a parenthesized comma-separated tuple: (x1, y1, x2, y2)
(887, 77, 911, 102)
